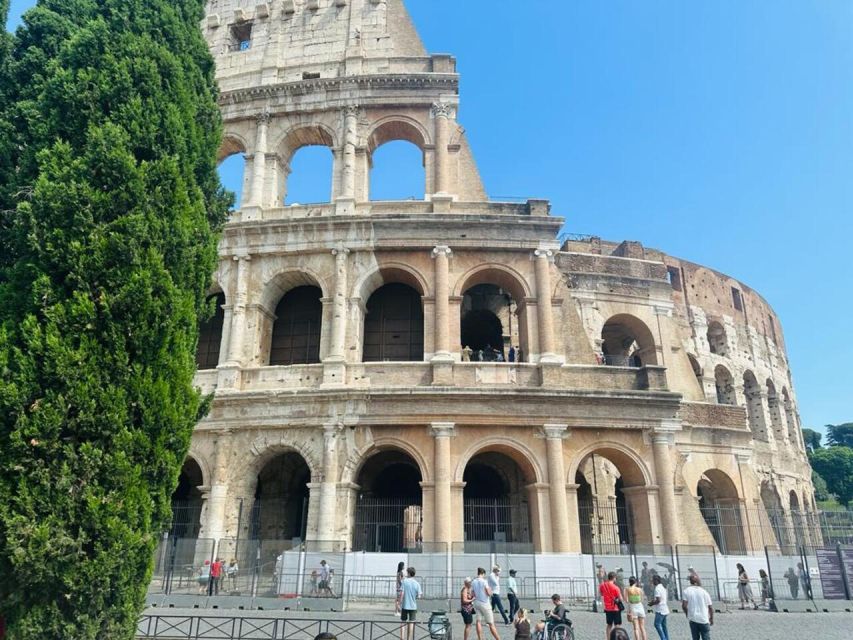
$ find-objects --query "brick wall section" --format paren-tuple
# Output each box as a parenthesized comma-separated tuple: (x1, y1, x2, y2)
(679, 401, 748, 429)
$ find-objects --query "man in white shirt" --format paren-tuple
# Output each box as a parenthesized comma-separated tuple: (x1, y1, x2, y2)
(649, 574, 669, 640)
(681, 574, 713, 640)
(487, 566, 510, 624)
(506, 569, 519, 620)
(472, 567, 500, 640)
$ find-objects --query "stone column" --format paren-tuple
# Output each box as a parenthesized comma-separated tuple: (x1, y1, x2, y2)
(336, 105, 359, 215)
(249, 111, 270, 208)
(316, 422, 342, 542)
(565, 483, 582, 552)
(432, 103, 451, 196)
(432, 246, 452, 358)
(225, 254, 251, 367)
(323, 248, 350, 386)
(533, 249, 559, 363)
(431, 423, 456, 548)
(205, 431, 231, 544)
(651, 419, 682, 546)
(543, 424, 571, 552)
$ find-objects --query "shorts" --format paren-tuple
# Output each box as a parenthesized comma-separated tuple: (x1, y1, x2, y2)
(461, 609, 474, 625)
(401, 609, 417, 622)
(629, 603, 646, 618)
(474, 600, 495, 625)
(605, 610, 623, 625)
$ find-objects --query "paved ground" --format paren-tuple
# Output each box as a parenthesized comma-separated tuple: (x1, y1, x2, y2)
(142, 607, 853, 640)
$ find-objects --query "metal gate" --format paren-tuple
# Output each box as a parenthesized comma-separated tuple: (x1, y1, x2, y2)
(352, 498, 423, 552)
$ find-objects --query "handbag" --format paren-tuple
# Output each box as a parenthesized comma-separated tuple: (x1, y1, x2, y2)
(615, 597, 625, 612)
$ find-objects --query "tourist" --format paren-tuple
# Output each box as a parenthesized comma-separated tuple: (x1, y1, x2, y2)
(460, 577, 478, 640)
(274, 552, 285, 594)
(758, 569, 771, 607)
(507, 569, 520, 620)
(487, 565, 510, 624)
(310, 569, 319, 596)
(399, 566, 422, 640)
(649, 574, 669, 640)
(318, 560, 333, 597)
(226, 558, 239, 591)
(681, 574, 713, 640)
(462, 345, 473, 362)
(546, 593, 569, 628)
(784, 567, 799, 599)
(797, 562, 812, 599)
(625, 577, 648, 640)
(508, 346, 516, 363)
(472, 567, 501, 640)
(513, 608, 531, 640)
(208, 557, 223, 596)
(640, 562, 653, 599)
(396, 561, 405, 614)
(736, 563, 758, 610)
(476, 349, 484, 362)
(599, 571, 623, 640)
(197, 559, 211, 595)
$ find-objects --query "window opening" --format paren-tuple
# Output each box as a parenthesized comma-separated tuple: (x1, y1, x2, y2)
(229, 22, 253, 51)
(731, 287, 743, 312)
(666, 266, 682, 291)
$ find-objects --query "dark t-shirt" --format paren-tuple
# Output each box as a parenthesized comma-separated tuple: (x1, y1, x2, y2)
(550, 604, 567, 621)
(599, 581, 621, 612)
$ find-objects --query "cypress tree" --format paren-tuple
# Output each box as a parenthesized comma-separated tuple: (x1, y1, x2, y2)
(0, 1, 228, 637)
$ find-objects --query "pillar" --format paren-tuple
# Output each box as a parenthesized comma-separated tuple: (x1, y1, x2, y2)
(432, 103, 451, 196)
(543, 424, 571, 552)
(323, 247, 350, 387)
(565, 483, 582, 552)
(225, 254, 251, 366)
(432, 246, 452, 359)
(533, 249, 559, 363)
(205, 431, 231, 543)
(336, 105, 359, 214)
(651, 419, 682, 546)
(249, 111, 270, 208)
(431, 422, 456, 548)
(316, 422, 341, 542)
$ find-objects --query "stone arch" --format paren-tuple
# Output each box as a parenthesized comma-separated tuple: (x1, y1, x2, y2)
(344, 438, 432, 486)
(714, 365, 736, 405)
(274, 123, 337, 205)
(218, 134, 249, 210)
(197, 290, 227, 370)
(170, 455, 206, 538)
(366, 116, 431, 154)
(760, 480, 786, 547)
(706, 320, 727, 356)
(696, 469, 746, 554)
(567, 442, 653, 489)
(218, 132, 249, 163)
(453, 437, 544, 485)
(232, 434, 322, 487)
(354, 262, 430, 302)
(260, 268, 330, 312)
(453, 264, 532, 302)
(185, 447, 212, 490)
(600, 314, 658, 367)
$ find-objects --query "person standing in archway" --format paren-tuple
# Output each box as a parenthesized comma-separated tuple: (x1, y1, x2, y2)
(599, 571, 623, 640)
(487, 566, 510, 624)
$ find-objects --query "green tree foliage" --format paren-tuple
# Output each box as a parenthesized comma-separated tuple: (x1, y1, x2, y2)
(826, 423, 853, 448)
(801, 428, 822, 454)
(810, 447, 853, 508)
(811, 470, 832, 503)
(0, 1, 228, 637)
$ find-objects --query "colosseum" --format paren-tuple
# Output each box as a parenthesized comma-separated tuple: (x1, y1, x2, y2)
(166, 0, 819, 593)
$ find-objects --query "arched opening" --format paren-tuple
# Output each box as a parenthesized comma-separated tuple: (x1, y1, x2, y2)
(760, 482, 786, 548)
(170, 458, 204, 538)
(370, 140, 426, 201)
(766, 379, 784, 438)
(284, 145, 334, 205)
(363, 283, 424, 362)
(601, 314, 658, 367)
(353, 450, 423, 552)
(782, 389, 798, 447)
(714, 365, 736, 405)
(461, 284, 518, 361)
(688, 354, 703, 388)
(575, 450, 648, 554)
(697, 470, 746, 554)
(251, 452, 311, 541)
(463, 451, 533, 550)
(269, 286, 323, 366)
(789, 490, 805, 546)
(218, 137, 247, 211)
(368, 120, 427, 201)
(196, 292, 226, 370)
(743, 371, 768, 440)
(706, 321, 727, 356)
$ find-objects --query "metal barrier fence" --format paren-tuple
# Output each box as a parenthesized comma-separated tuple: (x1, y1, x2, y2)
(137, 615, 452, 640)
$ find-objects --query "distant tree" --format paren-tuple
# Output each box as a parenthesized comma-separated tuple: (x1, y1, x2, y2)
(810, 447, 853, 508)
(811, 470, 832, 503)
(802, 428, 823, 453)
(0, 0, 227, 637)
(826, 423, 853, 448)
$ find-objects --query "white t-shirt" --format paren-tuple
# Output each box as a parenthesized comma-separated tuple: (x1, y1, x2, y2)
(653, 584, 668, 615)
(487, 572, 501, 595)
(472, 577, 490, 603)
(682, 586, 712, 624)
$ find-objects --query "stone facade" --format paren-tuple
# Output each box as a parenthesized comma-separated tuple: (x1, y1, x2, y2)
(183, 0, 816, 555)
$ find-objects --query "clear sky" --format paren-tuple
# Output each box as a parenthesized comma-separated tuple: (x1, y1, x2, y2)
(7, 1, 852, 433)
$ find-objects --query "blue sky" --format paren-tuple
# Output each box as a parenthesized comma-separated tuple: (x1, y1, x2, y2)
(7, 1, 852, 434)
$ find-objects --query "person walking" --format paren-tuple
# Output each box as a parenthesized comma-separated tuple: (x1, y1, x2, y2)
(599, 571, 623, 640)
(508, 346, 516, 363)
(758, 569, 771, 608)
(784, 566, 799, 599)
(736, 563, 758, 610)
(209, 557, 223, 596)
(399, 567, 422, 640)
(649, 574, 669, 640)
(507, 569, 520, 620)
(197, 559, 211, 595)
(681, 574, 713, 640)
(625, 577, 648, 640)
(395, 561, 405, 614)
(460, 577, 479, 640)
(472, 567, 501, 640)
(488, 566, 510, 624)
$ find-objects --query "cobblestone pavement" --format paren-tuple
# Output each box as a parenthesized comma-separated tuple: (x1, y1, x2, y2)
(143, 607, 853, 640)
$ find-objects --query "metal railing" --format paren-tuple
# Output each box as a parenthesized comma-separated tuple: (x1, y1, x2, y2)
(600, 354, 642, 368)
